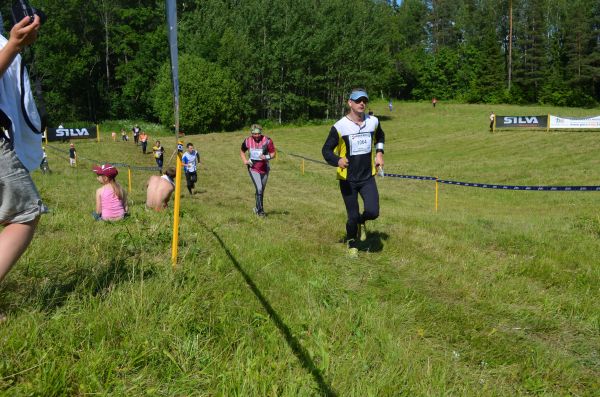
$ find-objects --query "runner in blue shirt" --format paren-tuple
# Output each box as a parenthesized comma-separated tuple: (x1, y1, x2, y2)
(181, 142, 200, 195)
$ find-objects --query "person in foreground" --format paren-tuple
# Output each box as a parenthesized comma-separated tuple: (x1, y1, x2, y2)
(322, 88, 385, 258)
(92, 164, 128, 221)
(239, 124, 276, 217)
(0, 15, 47, 307)
(146, 167, 176, 210)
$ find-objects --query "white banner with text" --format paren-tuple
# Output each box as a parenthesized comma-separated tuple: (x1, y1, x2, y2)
(549, 115, 600, 129)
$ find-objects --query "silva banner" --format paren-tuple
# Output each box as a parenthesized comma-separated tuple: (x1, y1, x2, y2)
(45, 126, 97, 141)
(495, 115, 548, 129)
(549, 115, 600, 129)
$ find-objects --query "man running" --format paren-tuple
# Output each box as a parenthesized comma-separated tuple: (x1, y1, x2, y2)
(322, 88, 385, 258)
(152, 140, 164, 173)
(139, 131, 148, 154)
(239, 124, 276, 217)
(181, 143, 200, 195)
(132, 124, 140, 145)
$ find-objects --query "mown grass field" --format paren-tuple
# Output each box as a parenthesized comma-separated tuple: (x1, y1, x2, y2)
(1, 102, 599, 396)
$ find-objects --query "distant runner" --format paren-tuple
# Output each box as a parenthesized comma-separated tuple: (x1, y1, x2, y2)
(139, 131, 148, 154)
(239, 124, 276, 217)
(40, 147, 50, 173)
(322, 88, 385, 258)
(152, 140, 165, 173)
(132, 124, 140, 145)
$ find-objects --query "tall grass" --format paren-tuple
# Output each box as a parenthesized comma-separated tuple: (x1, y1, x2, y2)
(1, 102, 598, 396)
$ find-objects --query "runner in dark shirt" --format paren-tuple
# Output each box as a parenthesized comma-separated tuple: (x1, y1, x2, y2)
(322, 88, 385, 257)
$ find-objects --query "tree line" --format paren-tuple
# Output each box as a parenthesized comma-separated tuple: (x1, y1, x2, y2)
(1, 0, 599, 133)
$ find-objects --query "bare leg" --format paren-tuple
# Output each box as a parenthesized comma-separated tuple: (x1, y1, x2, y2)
(0, 218, 39, 283)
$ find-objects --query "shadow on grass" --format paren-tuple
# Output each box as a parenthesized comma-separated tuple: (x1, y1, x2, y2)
(34, 255, 148, 312)
(3, 227, 157, 313)
(205, 224, 338, 397)
(360, 231, 389, 253)
(337, 231, 389, 253)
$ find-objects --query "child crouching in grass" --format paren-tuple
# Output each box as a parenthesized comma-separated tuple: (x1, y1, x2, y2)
(92, 164, 128, 221)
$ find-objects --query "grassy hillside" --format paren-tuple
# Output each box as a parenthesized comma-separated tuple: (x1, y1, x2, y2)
(1, 102, 598, 396)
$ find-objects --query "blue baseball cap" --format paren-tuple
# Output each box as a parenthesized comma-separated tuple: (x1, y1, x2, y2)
(349, 89, 369, 101)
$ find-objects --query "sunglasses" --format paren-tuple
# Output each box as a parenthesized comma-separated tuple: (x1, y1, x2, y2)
(352, 97, 368, 104)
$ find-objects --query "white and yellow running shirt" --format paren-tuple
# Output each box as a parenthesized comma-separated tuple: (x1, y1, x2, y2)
(322, 114, 385, 181)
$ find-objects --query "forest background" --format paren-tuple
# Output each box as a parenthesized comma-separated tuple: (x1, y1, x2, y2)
(1, 0, 599, 133)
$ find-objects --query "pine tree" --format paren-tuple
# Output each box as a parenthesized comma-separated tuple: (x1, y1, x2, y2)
(511, 0, 548, 102)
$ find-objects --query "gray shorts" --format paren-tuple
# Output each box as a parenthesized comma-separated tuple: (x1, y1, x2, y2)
(0, 140, 48, 224)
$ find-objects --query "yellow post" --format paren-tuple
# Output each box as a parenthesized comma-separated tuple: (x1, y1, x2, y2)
(301, 159, 305, 175)
(96, 124, 100, 142)
(127, 167, 132, 194)
(493, 115, 496, 133)
(546, 113, 550, 132)
(435, 177, 439, 212)
(44, 128, 48, 145)
(171, 152, 183, 267)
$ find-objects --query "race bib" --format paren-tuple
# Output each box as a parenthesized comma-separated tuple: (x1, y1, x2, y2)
(349, 133, 372, 156)
(250, 148, 263, 161)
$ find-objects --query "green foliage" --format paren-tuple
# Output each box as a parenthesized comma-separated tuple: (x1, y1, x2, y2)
(111, 5, 168, 119)
(152, 54, 249, 133)
(2, 0, 600, 124)
(539, 73, 598, 108)
(21, 0, 101, 122)
(179, 0, 395, 122)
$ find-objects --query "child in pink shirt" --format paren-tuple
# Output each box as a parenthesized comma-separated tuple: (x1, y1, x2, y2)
(92, 164, 128, 221)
